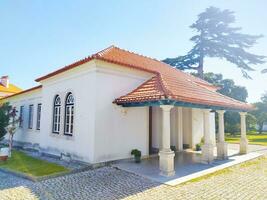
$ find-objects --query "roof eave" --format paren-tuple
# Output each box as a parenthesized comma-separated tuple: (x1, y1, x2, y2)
(1, 85, 42, 100)
(115, 99, 252, 112)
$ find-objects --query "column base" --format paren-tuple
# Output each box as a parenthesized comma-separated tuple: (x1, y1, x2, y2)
(202, 144, 214, 164)
(159, 150, 175, 177)
(240, 138, 248, 154)
(216, 142, 228, 160)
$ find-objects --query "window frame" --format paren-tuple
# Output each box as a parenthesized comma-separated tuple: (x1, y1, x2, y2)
(52, 95, 61, 134)
(64, 93, 74, 136)
(36, 103, 42, 130)
(28, 104, 34, 129)
(19, 106, 24, 128)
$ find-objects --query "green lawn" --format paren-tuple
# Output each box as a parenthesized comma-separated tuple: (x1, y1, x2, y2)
(226, 134, 267, 146)
(0, 150, 69, 177)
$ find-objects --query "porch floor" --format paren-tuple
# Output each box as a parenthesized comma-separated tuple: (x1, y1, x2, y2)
(113, 144, 267, 186)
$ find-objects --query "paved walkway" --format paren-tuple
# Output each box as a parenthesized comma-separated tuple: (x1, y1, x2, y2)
(113, 144, 265, 185)
(1, 153, 267, 200)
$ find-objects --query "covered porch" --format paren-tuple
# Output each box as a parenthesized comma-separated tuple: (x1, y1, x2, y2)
(113, 70, 253, 178)
(117, 100, 251, 177)
(113, 143, 264, 185)
(154, 104, 249, 176)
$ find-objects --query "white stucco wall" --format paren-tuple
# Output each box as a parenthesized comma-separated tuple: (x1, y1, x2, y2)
(39, 61, 97, 162)
(182, 108, 192, 147)
(2, 59, 153, 163)
(150, 107, 216, 149)
(93, 61, 152, 163)
(209, 112, 216, 145)
(4, 88, 42, 147)
(191, 109, 216, 147)
(152, 106, 186, 150)
(2, 58, 216, 163)
(151, 106, 161, 149)
(170, 108, 178, 147)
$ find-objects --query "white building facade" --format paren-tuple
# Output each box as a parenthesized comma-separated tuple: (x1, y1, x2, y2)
(2, 46, 251, 176)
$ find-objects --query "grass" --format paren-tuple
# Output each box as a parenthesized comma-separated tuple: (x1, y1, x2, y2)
(225, 133, 267, 146)
(0, 150, 69, 177)
(182, 155, 267, 185)
(183, 167, 232, 184)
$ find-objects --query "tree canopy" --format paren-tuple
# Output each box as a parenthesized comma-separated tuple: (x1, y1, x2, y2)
(193, 72, 248, 134)
(0, 103, 11, 140)
(163, 7, 265, 78)
(250, 93, 267, 134)
(193, 72, 248, 102)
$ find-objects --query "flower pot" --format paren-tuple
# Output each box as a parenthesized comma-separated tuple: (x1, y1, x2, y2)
(0, 147, 9, 161)
(134, 156, 141, 163)
(0, 155, 8, 161)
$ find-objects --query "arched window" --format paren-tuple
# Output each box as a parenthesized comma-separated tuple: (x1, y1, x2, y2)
(64, 93, 74, 136)
(53, 95, 61, 133)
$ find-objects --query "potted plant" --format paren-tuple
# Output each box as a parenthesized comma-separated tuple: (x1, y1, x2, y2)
(195, 143, 202, 151)
(170, 145, 176, 152)
(131, 149, 141, 163)
(0, 147, 9, 161)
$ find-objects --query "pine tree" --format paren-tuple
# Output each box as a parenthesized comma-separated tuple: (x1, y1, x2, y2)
(163, 7, 265, 78)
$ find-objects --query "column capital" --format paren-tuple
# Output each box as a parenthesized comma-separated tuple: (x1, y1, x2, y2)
(216, 110, 225, 115)
(203, 109, 212, 114)
(239, 112, 247, 116)
(160, 105, 174, 111)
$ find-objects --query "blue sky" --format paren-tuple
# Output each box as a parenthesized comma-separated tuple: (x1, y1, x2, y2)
(0, 0, 266, 102)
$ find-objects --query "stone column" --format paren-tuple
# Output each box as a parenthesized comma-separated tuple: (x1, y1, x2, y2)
(177, 107, 183, 151)
(239, 112, 248, 154)
(202, 109, 214, 163)
(159, 105, 175, 176)
(216, 110, 228, 159)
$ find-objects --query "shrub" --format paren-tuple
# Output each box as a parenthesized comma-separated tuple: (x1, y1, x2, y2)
(131, 149, 141, 157)
(0, 103, 11, 141)
(170, 145, 176, 152)
(131, 149, 141, 163)
(195, 143, 201, 151)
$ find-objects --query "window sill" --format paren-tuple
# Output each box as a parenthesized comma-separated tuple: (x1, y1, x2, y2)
(49, 132, 75, 141)
(64, 133, 73, 136)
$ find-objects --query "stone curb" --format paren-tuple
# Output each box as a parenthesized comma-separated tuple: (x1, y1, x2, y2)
(0, 165, 94, 182)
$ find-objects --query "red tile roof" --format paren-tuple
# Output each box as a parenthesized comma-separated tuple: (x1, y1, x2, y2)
(36, 45, 252, 111)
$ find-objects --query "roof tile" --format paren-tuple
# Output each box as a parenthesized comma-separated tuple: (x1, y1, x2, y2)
(35, 45, 252, 111)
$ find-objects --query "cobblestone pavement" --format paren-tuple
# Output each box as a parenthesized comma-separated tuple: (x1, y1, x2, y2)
(1, 155, 267, 200)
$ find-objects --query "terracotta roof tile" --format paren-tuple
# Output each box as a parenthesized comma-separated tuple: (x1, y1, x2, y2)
(35, 45, 252, 111)
(100, 46, 252, 111)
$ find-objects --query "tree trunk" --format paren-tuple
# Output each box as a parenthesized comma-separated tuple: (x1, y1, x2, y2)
(8, 134, 13, 157)
(197, 52, 204, 78)
(259, 122, 263, 134)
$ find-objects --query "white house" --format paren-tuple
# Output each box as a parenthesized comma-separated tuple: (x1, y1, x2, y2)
(1, 46, 252, 176)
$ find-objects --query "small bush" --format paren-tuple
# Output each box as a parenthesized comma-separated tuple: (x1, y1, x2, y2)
(131, 149, 141, 157)
(131, 149, 141, 163)
(195, 143, 201, 151)
(170, 146, 176, 152)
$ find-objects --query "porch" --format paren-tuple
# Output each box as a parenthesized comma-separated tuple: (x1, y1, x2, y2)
(113, 144, 265, 186)
(115, 86, 252, 177)
(147, 104, 250, 177)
